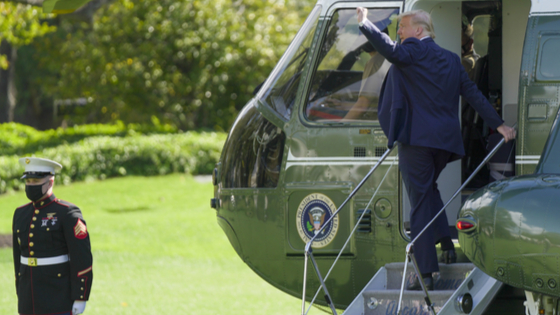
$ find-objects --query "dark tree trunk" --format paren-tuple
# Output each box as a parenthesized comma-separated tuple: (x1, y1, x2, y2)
(0, 40, 17, 123)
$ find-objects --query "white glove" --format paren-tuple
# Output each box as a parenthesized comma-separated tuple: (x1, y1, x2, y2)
(72, 301, 87, 315)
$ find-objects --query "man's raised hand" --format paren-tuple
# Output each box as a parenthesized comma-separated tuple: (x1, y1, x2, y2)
(357, 7, 368, 24)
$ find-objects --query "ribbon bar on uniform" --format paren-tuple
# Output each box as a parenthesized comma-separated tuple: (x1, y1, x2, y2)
(21, 254, 69, 267)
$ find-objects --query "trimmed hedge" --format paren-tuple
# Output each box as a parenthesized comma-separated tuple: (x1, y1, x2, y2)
(0, 119, 178, 156)
(0, 132, 226, 194)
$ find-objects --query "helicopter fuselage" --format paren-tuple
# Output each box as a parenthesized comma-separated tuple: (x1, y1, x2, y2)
(212, 0, 560, 309)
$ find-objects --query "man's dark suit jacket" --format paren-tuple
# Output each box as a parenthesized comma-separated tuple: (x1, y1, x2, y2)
(359, 19, 503, 160)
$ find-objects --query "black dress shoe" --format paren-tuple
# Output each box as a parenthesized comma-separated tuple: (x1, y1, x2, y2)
(439, 249, 457, 264)
(407, 276, 434, 291)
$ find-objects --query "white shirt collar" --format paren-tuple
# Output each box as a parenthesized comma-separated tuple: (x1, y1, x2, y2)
(420, 36, 431, 41)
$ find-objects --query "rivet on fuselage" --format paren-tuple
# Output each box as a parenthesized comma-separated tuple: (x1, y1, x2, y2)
(497, 267, 505, 277)
(548, 279, 557, 289)
(536, 278, 544, 288)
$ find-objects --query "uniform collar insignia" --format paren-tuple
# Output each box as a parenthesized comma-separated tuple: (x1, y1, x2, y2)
(33, 194, 56, 209)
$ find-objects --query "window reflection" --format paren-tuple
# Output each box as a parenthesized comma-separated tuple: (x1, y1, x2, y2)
(257, 5, 321, 120)
(222, 103, 285, 188)
(305, 8, 399, 123)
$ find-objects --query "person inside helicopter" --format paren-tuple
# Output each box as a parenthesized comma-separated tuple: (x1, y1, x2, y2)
(305, 8, 397, 122)
(343, 37, 388, 120)
(461, 21, 479, 81)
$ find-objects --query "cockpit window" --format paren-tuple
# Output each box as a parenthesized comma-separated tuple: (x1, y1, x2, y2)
(305, 8, 399, 123)
(256, 5, 321, 121)
(221, 103, 285, 188)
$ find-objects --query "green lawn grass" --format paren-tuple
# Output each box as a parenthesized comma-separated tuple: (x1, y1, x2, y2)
(0, 175, 332, 314)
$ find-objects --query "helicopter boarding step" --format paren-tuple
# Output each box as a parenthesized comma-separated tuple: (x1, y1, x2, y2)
(342, 262, 503, 315)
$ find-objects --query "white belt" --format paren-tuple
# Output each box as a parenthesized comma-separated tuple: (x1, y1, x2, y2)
(21, 255, 69, 267)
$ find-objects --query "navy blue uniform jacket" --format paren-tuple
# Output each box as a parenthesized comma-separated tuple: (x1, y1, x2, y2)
(359, 20, 503, 160)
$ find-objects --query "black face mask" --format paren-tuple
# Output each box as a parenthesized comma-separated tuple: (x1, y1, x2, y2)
(25, 181, 49, 202)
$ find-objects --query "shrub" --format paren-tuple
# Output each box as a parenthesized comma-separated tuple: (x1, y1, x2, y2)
(0, 131, 226, 194)
(0, 119, 178, 156)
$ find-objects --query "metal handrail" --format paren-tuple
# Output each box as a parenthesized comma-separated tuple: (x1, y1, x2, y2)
(301, 145, 397, 315)
(396, 130, 516, 315)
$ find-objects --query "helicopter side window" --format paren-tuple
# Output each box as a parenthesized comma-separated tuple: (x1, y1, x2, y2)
(221, 103, 285, 188)
(536, 34, 560, 82)
(256, 5, 321, 121)
(305, 8, 399, 123)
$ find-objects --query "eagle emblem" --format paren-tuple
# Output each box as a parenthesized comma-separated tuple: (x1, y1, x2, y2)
(308, 207, 326, 234)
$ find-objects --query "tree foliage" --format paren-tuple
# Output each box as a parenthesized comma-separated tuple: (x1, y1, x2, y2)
(28, 0, 314, 130)
(0, 2, 54, 68)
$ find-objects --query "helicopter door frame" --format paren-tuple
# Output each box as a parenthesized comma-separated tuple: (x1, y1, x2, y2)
(323, 1, 404, 15)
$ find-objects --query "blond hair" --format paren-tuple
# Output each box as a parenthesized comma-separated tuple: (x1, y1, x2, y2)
(398, 10, 436, 39)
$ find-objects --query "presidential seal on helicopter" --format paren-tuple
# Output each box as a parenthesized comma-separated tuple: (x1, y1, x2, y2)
(296, 193, 340, 248)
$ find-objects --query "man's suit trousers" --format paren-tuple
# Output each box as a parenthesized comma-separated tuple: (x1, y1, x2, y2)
(399, 143, 453, 274)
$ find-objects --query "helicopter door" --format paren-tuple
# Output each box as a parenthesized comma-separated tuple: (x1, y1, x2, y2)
(285, 4, 404, 257)
(517, 8, 560, 174)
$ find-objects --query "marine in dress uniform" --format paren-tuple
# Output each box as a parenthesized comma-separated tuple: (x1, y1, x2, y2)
(12, 157, 93, 315)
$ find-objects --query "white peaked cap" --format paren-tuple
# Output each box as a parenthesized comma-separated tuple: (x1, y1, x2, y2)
(19, 157, 63, 178)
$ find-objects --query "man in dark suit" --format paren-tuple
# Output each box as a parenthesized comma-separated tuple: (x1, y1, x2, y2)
(356, 8, 516, 290)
